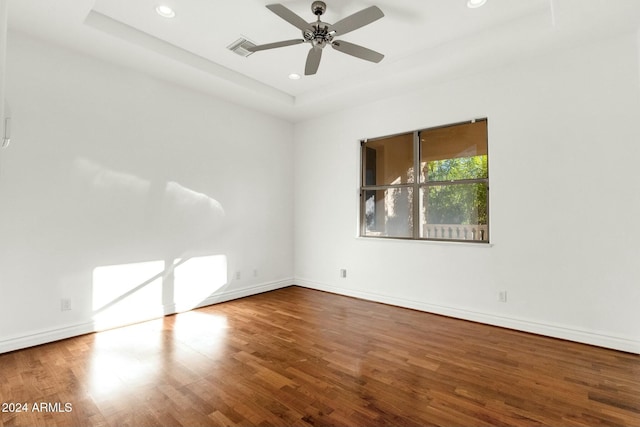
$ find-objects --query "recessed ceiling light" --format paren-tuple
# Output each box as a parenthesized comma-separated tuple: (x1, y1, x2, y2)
(467, 0, 487, 8)
(288, 73, 301, 80)
(156, 5, 175, 18)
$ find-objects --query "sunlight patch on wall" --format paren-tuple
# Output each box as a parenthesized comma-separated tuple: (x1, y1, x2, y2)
(92, 260, 165, 330)
(173, 255, 227, 313)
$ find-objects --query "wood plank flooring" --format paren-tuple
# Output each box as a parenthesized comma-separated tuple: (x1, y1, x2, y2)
(1, 286, 639, 426)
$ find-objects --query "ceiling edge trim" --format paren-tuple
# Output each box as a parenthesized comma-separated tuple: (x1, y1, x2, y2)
(84, 10, 294, 106)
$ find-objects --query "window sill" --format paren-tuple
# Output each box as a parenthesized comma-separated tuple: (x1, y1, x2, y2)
(355, 236, 494, 248)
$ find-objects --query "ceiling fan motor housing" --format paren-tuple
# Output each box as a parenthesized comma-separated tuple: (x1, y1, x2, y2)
(304, 21, 332, 47)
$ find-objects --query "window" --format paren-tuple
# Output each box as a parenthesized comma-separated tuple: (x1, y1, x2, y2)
(360, 119, 489, 242)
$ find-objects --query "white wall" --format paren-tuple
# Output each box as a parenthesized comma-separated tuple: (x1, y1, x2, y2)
(294, 32, 640, 353)
(0, 0, 7, 144)
(2, 28, 639, 355)
(0, 32, 294, 352)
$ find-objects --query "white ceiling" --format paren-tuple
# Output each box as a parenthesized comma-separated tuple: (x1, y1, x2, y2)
(7, 0, 640, 122)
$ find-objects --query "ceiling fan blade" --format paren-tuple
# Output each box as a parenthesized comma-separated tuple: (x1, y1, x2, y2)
(248, 39, 305, 52)
(329, 6, 384, 36)
(266, 4, 313, 32)
(305, 47, 322, 75)
(331, 40, 384, 63)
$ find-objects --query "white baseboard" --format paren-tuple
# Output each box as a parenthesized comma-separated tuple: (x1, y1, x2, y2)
(295, 278, 640, 355)
(0, 278, 294, 354)
(0, 322, 97, 355)
(194, 278, 294, 308)
(4, 277, 637, 355)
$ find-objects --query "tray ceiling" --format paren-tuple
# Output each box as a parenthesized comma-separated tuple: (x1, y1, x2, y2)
(7, 0, 640, 121)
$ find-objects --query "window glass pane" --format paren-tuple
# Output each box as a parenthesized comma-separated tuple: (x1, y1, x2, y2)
(419, 184, 488, 241)
(363, 188, 413, 238)
(364, 133, 414, 185)
(360, 119, 489, 242)
(425, 155, 488, 182)
(420, 121, 488, 182)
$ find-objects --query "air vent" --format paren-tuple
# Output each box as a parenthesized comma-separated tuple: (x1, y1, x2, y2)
(227, 38, 256, 57)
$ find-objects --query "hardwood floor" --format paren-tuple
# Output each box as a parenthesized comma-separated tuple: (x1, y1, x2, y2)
(1, 286, 639, 426)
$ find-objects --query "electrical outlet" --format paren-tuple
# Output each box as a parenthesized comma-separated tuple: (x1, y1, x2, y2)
(235, 271, 241, 280)
(253, 269, 258, 277)
(60, 298, 72, 311)
(498, 291, 507, 303)
(340, 269, 347, 278)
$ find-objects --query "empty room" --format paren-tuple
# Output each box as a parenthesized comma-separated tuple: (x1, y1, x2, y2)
(1, 0, 639, 426)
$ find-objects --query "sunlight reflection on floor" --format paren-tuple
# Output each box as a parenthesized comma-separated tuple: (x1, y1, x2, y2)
(88, 319, 166, 398)
(86, 311, 230, 399)
(172, 311, 229, 358)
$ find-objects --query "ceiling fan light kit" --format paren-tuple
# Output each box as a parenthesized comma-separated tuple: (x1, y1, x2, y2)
(248, 1, 385, 76)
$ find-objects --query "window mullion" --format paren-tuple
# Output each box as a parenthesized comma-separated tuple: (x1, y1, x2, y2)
(412, 131, 420, 239)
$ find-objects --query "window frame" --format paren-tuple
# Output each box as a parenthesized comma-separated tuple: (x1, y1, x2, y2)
(359, 118, 489, 243)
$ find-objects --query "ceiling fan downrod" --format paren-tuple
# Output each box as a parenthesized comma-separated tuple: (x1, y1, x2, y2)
(306, 2, 332, 49)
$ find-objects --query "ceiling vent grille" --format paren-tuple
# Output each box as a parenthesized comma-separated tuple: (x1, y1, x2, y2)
(227, 38, 256, 57)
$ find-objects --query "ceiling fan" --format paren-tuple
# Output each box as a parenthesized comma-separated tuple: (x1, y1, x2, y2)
(248, 1, 385, 76)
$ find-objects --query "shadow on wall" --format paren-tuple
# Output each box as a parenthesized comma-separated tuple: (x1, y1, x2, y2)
(74, 157, 229, 330)
(73, 157, 225, 256)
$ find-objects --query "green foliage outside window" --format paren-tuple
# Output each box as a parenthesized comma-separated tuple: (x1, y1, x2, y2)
(425, 155, 488, 225)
